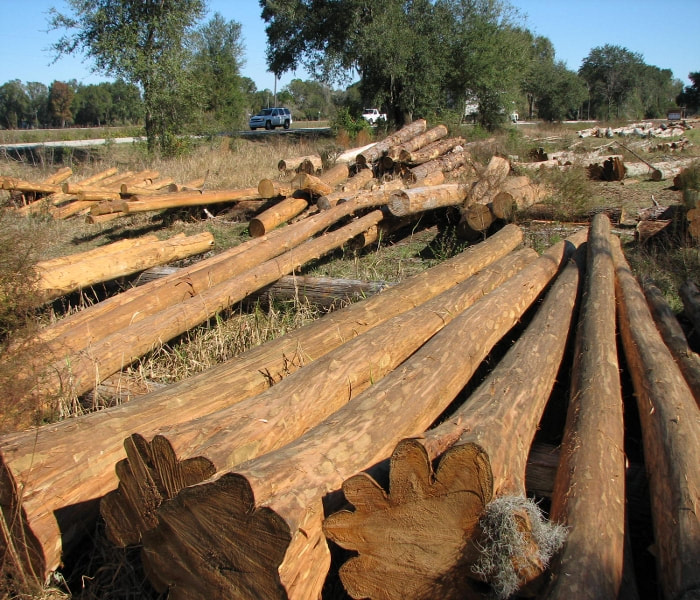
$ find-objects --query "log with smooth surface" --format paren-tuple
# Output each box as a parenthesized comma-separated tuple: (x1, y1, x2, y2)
(612, 237, 700, 600)
(248, 197, 309, 237)
(125, 188, 260, 212)
(543, 215, 625, 600)
(35, 232, 215, 302)
(387, 183, 468, 217)
(291, 172, 333, 197)
(0, 225, 524, 583)
(323, 230, 587, 600)
(140, 232, 583, 600)
(258, 179, 293, 199)
(101, 247, 535, 547)
(356, 119, 428, 167)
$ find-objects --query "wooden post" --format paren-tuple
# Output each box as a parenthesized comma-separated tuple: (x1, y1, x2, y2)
(0, 225, 524, 584)
(139, 231, 585, 600)
(543, 215, 625, 599)
(323, 230, 587, 600)
(101, 248, 535, 547)
(612, 237, 700, 600)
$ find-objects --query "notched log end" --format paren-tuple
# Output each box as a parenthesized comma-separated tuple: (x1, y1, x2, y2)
(471, 495, 567, 599)
(101, 434, 215, 548)
(142, 472, 292, 599)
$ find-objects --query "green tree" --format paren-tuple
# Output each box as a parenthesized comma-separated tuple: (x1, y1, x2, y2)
(48, 80, 74, 127)
(49, 0, 206, 153)
(106, 79, 143, 124)
(73, 83, 112, 126)
(579, 44, 645, 120)
(0, 80, 30, 129)
(520, 34, 555, 118)
(285, 78, 332, 120)
(191, 12, 247, 130)
(441, 0, 531, 129)
(24, 82, 49, 128)
(677, 72, 700, 114)
(535, 62, 587, 121)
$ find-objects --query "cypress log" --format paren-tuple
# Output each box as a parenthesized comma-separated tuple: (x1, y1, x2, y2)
(0, 225, 524, 584)
(248, 197, 309, 237)
(356, 119, 428, 167)
(258, 179, 293, 199)
(141, 231, 582, 600)
(383, 125, 449, 169)
(317, 168, 375, 210)
(1, 180, 61, 194)
(399, 136, 466, 165)
(405, 149, 472, 184)
(467, 155, 511, 206)
(89, 199, 128, 216)
(41, 167, 73, 185)
(643, 281, 700, 405)
(335, 143, 377, 165)
(543, 215, 625, 599)
(101, 248, 535, 547)
(277, 155, 322, 174)
(489, 176, 549, 220)
(29, 210, 385, 400)
(387, 183, 469, 217)
(77, 190, 121, 202)
(291, 172, 333, 196)
(52, 200, 98, 219)
(462, 203, 494, 232)
(318, 162, 350, 188)
(323, 230, 587, 600)
(35, 232, 215, 302)
(612, 237, 700, 600)
(679, 279, 700, 334)
(125, 188, 261, 213)
(35, 236, 159, 269)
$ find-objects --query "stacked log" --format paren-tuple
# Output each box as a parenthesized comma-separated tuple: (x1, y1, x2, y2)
(34, 232, 215, 302)
(323, 228, 587, 599)
(0, 225, 524, 584)
(356, 119, 428, 168)
(612, 238, 700, 600)
(139, 230, 585, 600)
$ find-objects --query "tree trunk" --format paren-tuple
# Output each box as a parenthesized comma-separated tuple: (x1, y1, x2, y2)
(643, 281, 700, 405)
(356, 119, 428, 167)
(124, 188, 261, 213)
(323, 231, 587, 600)
(680, 279, 700, 334)
(387, 184, 469, 217)
(34, 232, 215, 302)
(612, 237, 700, 600)
(248, 197, 309, 237)
(139, 231, 584, 600)
(399, 136, 466, 165)
(544, 215, 625, 600)
(0, 225, 524, 584)
(101, 249, 535, 548)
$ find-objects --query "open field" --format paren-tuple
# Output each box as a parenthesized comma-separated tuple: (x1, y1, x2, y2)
(0, 119, 699, 600)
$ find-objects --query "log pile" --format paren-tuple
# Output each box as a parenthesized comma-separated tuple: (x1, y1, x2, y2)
(1, 216, 699, 599)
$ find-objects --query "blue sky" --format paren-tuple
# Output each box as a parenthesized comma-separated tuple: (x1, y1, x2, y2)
(0, 0, 697, 91)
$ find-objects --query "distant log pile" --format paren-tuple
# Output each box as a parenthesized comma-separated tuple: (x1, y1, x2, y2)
(577, 120, 692, 139)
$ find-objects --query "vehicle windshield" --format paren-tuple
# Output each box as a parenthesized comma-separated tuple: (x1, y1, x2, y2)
(256, 109, 273, 116)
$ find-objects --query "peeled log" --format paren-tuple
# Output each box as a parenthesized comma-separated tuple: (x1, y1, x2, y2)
(467, 155, 511, 205)
(34, 232, 215, 302)
(489, 176, 548, 220)
(277, 155, 322, 174)
(141, 231, 582, 600)
(291, 172, 332, 196)
(125, 188, 260, 213)
(384, 125, 449, 168)
(356, 119, 428, 167)
(318, 162, 350, 188)
(0, 225, 524, 584)
(643, 281, 700, 405)
(102, 248, 535, 547)
(612, 237, 700, 600)
(399, 136, 466, 165)
(248, 197, 309, 237)
(387, 183, 468, 217)
(258, 179, 293, 199)
(406, 150, 471, 184)
(317, 168, 375, 209)
(544, 215, 625, 599)
(324, 231, 587, 600)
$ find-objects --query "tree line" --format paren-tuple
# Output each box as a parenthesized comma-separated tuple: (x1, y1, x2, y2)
(1, 0, 697, 154)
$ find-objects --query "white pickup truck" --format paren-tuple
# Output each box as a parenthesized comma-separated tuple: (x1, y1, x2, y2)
(362, 108, 387, 125)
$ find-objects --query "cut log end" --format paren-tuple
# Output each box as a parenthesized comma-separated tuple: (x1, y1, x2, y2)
(323, 439, 493, 600)
(101, 434, 215, 548)
(142, 473, 291, 599)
